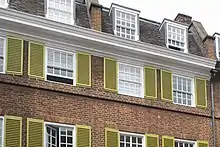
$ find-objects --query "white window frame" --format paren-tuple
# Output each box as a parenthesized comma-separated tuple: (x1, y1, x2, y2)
(44, 122, 76, 147)
(45, 0, 75, 25)
(118, 62, 144, 98)
(215, 34, 220, 60)
(119, 131, 145, 147)
(0, 116, 4, 147)
(172, 74, 195, 107)
(45, 47, 76, 86)
(0, 36, 6, 74)
(0, 0, 8, 8)
(175, 139, 196, 147)
(166, 22, 188, 53)
(113, 6, 139, 41)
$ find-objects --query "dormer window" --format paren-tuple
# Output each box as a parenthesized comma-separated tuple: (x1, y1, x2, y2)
(0, 0, 8, 8)
(167, 24, 186, 50)
(110, 3, 140, 41)
(160, 20, 188, 52)
(214, 34, 220, 60)
(46, 0, 74, 24)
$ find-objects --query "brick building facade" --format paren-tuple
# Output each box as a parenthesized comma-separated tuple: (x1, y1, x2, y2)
(0, 0, 218, 147)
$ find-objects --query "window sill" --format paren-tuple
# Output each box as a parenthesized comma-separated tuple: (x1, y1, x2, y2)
(173, 102, 196, 108)
(118, 92, 144, 98)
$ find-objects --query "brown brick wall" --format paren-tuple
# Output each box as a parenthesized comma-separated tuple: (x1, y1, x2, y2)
(0, 53, 214, 146)
(90, 4, 102, 31)
(203, 36, 217, 60)
(0, 83, 213, 147)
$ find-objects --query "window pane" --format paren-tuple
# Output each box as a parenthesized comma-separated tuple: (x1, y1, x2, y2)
(47, 49, 74, 80)
(48, 67, 53, 74)
(61, 136, 66, 142)
(175, 141, 195, 147)
(54, 51, 60, 66)
(61, 53, 66, 67)
(167, 25, 186, 49)
(120, 134, 142, 147)
(67, 71, 73, 77)
(118, 64, 142, 97)
(67, 137, 72, 143)
(173, 76, 193, 106)
(115, 10, 136, 40)
(67, 55, 73, 69)
(48, 50, 53, 65)
(48, 0, 73, 23)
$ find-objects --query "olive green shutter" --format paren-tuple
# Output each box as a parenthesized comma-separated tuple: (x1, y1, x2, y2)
(145, 134, 159, 147)
(77, 53, 91, 86)
(197, 141, 209, 147)
(27, 118, 44, 147)
(195, 78, 207, 108)
(105, 128, 119, 147)
(104, 58, 117, 92)
(162, 136, 174, 147)
(161, 70, 173, 101)
(6, 37, 23, 75)
(28, 42, 45, 79)
(4, 115, 22, 147)
(76, 125, 91, 147)
(145, 67, 157, 98)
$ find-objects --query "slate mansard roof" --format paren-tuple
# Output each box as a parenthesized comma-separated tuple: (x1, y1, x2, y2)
(7, 0, 204, 57)
(101, 8, 203, 57)
(8, 0, 90, 28)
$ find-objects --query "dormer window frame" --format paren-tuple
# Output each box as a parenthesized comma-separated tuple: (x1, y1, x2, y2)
(161, 20, 188, 53)
(214, 34, 220, 60)
(45, 0, 75, 25)
(0, 0, 8, 8)
(110, 4, 140, 41)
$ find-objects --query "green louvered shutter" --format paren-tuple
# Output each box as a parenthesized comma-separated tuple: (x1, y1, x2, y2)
(5, 115, 22, 147)
(197, 141, 209, 147)
(76, 125, 91, 147)
(28, 42, 44, 79)
(196, 78, 207, 108)
(161, 70, 173, 101)
(104, 58, 117, 92)
(77, 53, 91, 86)
(145, 67, 157, 98)
(105, 128, 119, 147)
(146, 134, 159, 147)
(6, 37, 23, 75)
(162, 136, 174, 147)
(27, 118, 44, 147)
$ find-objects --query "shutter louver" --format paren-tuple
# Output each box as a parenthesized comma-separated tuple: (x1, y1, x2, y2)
(161, 70, 173, 101)
(104, 58, 117, 92)
(5, 115, 22, 147)
(77, 53, 91, 86)
(76, 125, 91, 147)
(27, 118, 44, 147)
(6, 37, 23, 75)
(196, 78, 207, 108)
(28, 42, 44, 79)
(145, 67, 157, 98)
(146, 134, 159, 147)
(105, 128, 119, 147)
(162, 136, 174, 147)
(197, 141, 209, 147)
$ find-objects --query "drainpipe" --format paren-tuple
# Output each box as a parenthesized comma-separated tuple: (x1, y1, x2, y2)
(210, 69, 217, 147)
(211, 82, 216, 147)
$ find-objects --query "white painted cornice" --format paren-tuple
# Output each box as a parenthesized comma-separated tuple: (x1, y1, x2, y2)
(0, 7, 216, 79)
